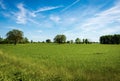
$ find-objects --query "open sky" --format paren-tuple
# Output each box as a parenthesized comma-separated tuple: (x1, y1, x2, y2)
(0, 0, 120, 42)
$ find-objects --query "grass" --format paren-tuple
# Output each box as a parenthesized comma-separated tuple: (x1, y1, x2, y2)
(0, 43, 120, 81)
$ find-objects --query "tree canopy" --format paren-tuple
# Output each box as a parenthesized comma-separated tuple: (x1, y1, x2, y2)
(6, 29, 23, 45)
(100, 34, 120, 44)
(21, 37, 29, 43)
(75, 38, 81, 44)
(46, 39, 51, 43)
(0, 29, 120, 45)
(54, 35, 66, 44)
(0, 36, 3, 44)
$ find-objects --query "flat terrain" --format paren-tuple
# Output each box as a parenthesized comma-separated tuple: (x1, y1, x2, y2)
(0, 44, 120, 81)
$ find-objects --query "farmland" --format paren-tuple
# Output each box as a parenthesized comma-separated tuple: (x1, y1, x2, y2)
(0, 44, 120, 81)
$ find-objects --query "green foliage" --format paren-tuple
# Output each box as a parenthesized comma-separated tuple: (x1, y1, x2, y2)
(67, 40, 70, 44)
(31, 40, 33, 43)
(46, 39, 51, 43)
(21, 37, 29, 43)
(100, 34, 120, 44)
(54, 34, 66, 43)
(70, 40, 74, 44)
(0, 37, 3, 44)
(75, 38, 81, 44)
(84, 39, 89, 44)
(83, 39, 89, 44)
(0, 44, 120, 81)
(67, 40, 74, 44)
(6, 29, 23, 45)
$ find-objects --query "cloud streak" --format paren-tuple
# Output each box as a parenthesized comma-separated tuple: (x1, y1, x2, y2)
(34, 6, 63, 13)
(80, 2, 120, 32)
(0, 0, 6, 9)
(64, 2, 120, 41)
(16, 3, 27, 24)
(14, 3, 62, 25)
(61, 0, 80, 12)
(50, 15, 61, 23)
(31, 6, 63, 17)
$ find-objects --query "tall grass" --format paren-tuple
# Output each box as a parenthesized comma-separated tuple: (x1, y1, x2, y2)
(0, 44, 120, 81)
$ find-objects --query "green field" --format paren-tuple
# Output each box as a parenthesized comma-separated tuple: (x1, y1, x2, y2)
(0, 44, 120, 81)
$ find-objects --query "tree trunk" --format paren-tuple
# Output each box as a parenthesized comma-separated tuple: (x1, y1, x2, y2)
(14, 40, 17, 45)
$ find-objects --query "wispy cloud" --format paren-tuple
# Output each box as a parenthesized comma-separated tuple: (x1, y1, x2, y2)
(34, 6, 63, 13)
(14, 3, 40, 25)
(100, 26, 120, 35)
(16, 3, 27, 24)
(79, 2, 120, 32)
(50, 15, 61, 23)
(64, 1, 120, 41)
(28, 18, 41, 25)
(14, 3, 62, 25)
(61, 0, 80, 12)
(30, 6, 63, 17)
(37, 30, 43, 33)
(0, 0, 6, 9)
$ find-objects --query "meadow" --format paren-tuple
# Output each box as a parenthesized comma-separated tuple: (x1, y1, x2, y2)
(0, 44, 120, 81)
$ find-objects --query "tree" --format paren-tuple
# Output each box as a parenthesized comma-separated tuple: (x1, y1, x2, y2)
(6, 29, 23, 45)
(82, 39, 89, 44)
(21, 37, 29, 43)
(46, 39, 51, 43)
(100, 34, 120, 44)
(113, 34, 120, 44)
(82, 39, 85, 44)
(54, 34, 66, 44)
(0, 36, 4, 44)
(75, 38, 81, 44)
(70, 40, 74, 44)
(31, 40, 33, 43)
(85, 39, 89, 44)
(67, 40, 70, 44)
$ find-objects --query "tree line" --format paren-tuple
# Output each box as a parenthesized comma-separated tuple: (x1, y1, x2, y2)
(100, 34, 120, 44)
(0, 29, 120, 45)
(0, 29, 29, 45)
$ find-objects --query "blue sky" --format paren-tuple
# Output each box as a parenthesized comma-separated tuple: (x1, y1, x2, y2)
(0, 0, 120, 42)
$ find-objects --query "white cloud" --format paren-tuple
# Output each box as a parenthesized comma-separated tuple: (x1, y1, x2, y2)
(16, 3, 27, 24)
(40, 20, 54, 28)
(100, 26, 120, 35)
(65, 17, 77, 24)
(30, 6, 62, 18)
(14, 3, 41, 25)
(37, 30, 43, 33)
(14, 3, 62, 25)
(28, 18, 41, 25)
(28, 12, 36, 17)
(61, 0, 80, 12)
(50, 15, 61, 23)
(79, 2, 120, 32)
(0, 0, 6, 9)
(34, 6, 62, 13)
(63, 2, 120, 42)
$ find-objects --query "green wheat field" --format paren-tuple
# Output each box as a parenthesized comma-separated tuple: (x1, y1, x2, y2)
(0, 44, 120, 81)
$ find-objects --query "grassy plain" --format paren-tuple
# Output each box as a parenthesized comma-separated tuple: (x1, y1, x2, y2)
(0, 44, 120, 81)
